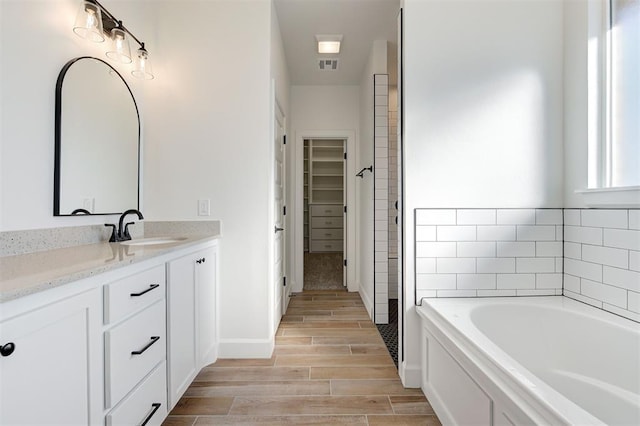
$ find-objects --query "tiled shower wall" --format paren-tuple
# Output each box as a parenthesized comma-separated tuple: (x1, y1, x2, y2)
(563, 209, 639, 322)
(415, 208, 640, 323)
(415, 209, 564, 301)
(373, 74, 389, 324)
(388, 86, 399, 300)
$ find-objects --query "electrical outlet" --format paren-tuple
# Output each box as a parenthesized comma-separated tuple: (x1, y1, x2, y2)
(198, 199, 210, 216)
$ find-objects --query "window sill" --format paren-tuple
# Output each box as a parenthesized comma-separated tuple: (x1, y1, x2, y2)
(575, 186, 640, 208)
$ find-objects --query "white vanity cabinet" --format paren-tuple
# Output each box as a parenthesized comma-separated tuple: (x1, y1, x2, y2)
(104, 264, 168, 425)
(167, 245, 218, 409)
(0, 236, 219, 425)
(0, 288, 102, 425)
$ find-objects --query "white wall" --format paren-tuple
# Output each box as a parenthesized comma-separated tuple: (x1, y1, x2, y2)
(358, 41, 388, 318)
(145, 0, 274, 357)
(401, 0, 564, 386)
(289, 85, 359, 293)
(563, 0, 589, 208)
(0, 0, 152, 231)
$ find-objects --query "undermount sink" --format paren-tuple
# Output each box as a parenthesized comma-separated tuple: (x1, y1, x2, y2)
(120, 237, 188, 246)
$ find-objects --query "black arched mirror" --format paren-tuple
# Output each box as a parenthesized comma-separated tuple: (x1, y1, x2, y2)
(54, 57, 140, 216)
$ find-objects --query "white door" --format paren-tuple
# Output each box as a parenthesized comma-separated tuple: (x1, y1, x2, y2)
(274, 102, 287, 328)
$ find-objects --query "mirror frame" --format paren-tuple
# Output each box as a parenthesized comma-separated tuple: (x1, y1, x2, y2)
(53, 56, 141, 216)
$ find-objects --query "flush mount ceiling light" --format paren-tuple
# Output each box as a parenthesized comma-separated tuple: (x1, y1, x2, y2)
(72, 0, 153, 79)
(316, 34, 343, 54)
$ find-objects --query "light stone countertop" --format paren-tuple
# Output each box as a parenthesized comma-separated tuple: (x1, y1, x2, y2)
(0, 221, 220, 303)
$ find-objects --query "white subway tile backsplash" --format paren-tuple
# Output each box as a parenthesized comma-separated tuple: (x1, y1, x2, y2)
(497, 274, 535, 289)
(536, 273, 562, 289)
(536, 241, 562, 257)
(477, 226, 516, 241)
(564, 209, 581, 226)
(437, 289, 477, 298)
(602, 266, 640, 292)
(416, 242, 456, 257)
(416, 274, 456, 290)
(604, 229, 640, 251)
(414, 207, 639, 322)
(565, 258, 603, 282)
(416, 209, 456, 225)
(581, 244, 629, 269)
(417, 291, 437, 300)
(477, 258, 516, 273)
(457, 274, 496, 289)
(477, 289, 517, 297)
(437, 258, 476, 273)
(629, 210, 640, 230)
(415, 226, 436, 242)
(437, 226, 476, 241)
(517, 225, 556, 241)
(629, 291, 640, 313)
(581, 209, 628, 229)
(564, 242, 581, 259)
(497, 242, 536, 257)
(536, 209, 563, 225)
(602, 304, 640, 322)
(515, 289, 556, 296)
(416, 258, 436, 274)
(496, 209, 535, 225)
(564, 274, 580, 293)
(564, 290, 603, 308)
(630, 251, 640, 272)
(457, 209, 496, 225)
(457, 242, 496, 258)
(516, 258, 556, 273)
(580, 279, 627, 308)
(564, 226, 603, 245)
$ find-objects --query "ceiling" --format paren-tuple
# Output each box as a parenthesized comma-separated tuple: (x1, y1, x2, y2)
(274, 0, 400, 86)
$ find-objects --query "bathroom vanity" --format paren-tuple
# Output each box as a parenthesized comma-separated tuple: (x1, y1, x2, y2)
(0, 231, 219, 425)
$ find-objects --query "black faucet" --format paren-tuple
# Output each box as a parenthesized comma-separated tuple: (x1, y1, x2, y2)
(105, 209, 144, 242)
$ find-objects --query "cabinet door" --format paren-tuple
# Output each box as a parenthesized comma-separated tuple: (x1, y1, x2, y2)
(167, 254, 197, 409)
(196, 247, 217, 368)
(0, 289, 101, 425)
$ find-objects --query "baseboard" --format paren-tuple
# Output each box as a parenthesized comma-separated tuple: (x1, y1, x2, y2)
(399, 360, 422, 388)
(358, 284, 374, 319)
(217, 337, 274, 359)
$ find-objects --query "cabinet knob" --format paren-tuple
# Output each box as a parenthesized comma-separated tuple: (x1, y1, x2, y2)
(0, 342, 15, 357)
(196, 258, 206, 264)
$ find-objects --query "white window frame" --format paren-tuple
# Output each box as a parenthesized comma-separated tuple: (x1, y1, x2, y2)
(580, 0, 639, 207)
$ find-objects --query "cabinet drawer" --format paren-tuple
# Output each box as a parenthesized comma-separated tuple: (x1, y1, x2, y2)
(310, 204, 343, 217)
(310, 240, 343, 252)
(106, 300, 166, 407)
(311, 228, 343, 240)
(106, 361, 168, 426)
(311, 216, 343, 229)
(104, 265, 166, 325)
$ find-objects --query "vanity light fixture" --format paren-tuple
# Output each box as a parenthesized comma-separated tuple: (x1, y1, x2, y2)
(105, 21, 132, 64)
(73, 0, 104, 43)
(72, 0, 153, 79)
(316, 34, 343, 54)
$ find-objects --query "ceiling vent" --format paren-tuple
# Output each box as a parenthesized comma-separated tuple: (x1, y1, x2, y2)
(318, 58, 339, 71)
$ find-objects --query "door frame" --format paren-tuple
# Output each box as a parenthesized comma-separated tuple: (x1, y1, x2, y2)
(293, 130, 356, 293)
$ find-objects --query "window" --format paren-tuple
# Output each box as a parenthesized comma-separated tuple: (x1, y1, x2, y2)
(587, 0, 639, 199)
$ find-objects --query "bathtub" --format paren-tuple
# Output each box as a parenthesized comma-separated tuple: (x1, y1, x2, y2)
(416, 296, 640, 426)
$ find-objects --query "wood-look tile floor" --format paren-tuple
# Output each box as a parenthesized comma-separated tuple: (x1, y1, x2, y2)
(163, 290, 441, 426)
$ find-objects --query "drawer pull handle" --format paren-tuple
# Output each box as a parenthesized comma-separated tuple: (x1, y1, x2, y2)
(325, 210, 331, 213)
(325, 245, 331, 248)
(130, 284, 160, 297)
(325, 233, 332, 237)
(0, 342, 15, 357)
(140, 403, 162, 426)
(131, 336, 160, 355)
(325, 221, 332, 225)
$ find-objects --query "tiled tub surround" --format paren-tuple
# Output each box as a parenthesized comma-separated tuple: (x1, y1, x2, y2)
(563, 209, 640, 322)
(415, 208, 564, 301)
(0, 221, 221, 302)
